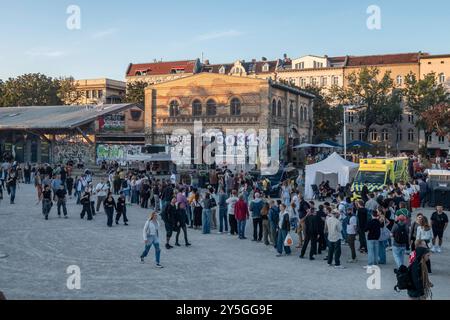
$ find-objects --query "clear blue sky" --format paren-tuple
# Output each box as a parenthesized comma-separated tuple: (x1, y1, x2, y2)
(1, 0, 449, 81)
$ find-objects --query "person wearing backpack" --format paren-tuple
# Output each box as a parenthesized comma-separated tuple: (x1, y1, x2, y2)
(391, 215, 410, 268)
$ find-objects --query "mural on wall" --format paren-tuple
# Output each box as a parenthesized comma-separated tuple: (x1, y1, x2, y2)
(98, 113, 126, 132)
(53, 135, 95, 164)
(96, 144, 143, 163)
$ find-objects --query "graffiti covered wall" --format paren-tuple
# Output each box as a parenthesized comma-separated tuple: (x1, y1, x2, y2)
(96, 144, 143, 163)
(53, 135, 95, 164)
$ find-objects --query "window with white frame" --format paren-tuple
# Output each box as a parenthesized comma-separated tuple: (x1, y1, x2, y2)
(439, 73, 446, 84)
(348, 113, 354, 123)
(408, 129, 415, 142)
(348, 129, 354, 141)
(438, 135, 445, 144)
(262, 63, 270, 72)
(397, 75, 403, 86)
(370, 129, 378, 142)
(321, 77, 327, 87)
(332, 76, 339, 85)
(381, 129, 389, 141)
(311, 77, 317, 86)
(300, 78, 306, 87)
(359, 129, 365, 141)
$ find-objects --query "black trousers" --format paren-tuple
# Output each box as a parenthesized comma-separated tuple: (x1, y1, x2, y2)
(253, 218, 263, 241)
(57, 199, 67, 216)
(176, 225, 189, 244)
(141, 196, 149, 208)
(228, 214, 237, 235)
(318, 230, 326, 252)
(90, 201, 96, 216)
(105, 207, 114, 226)
(301, 234, 317, 258)
(80, 204, 92, 220)
(115, 209, 128, 223)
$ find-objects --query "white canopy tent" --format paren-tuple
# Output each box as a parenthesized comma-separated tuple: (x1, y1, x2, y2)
(304, 152, 360, 200)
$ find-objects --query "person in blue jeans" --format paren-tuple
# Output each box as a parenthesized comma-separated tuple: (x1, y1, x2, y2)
(217, 188, 228, 233)
(365, 211, 381, 267)
(276, 204, 292, 256)
(391, 215, 410, 268)
(202, 193, 213, 234)
(140, 212, 163, 268)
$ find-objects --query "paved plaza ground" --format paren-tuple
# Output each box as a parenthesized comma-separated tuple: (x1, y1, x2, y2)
(0, 183, 449, 300)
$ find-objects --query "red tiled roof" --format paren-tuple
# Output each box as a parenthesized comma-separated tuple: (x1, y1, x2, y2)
(346, 53, 428, 67)
(126, 60, 198, 77)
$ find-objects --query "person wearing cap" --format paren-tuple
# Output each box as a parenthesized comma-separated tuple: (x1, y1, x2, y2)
(391, 214, 410, 268)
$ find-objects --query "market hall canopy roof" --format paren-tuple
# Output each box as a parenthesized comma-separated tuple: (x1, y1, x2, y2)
(0, 104, 136, 130)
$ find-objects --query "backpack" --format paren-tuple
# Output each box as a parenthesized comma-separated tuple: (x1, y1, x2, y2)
(394, 224, 409, 245)
(394, 265, 413, 292)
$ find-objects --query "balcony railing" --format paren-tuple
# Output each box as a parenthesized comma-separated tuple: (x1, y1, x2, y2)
(157, 115, 260, 124)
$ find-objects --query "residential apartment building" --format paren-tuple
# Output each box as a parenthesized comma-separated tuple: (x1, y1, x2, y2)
(75, 78, 126, 105)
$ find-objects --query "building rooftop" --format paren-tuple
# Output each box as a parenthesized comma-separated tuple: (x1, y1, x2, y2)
(126, 59, 199, 77)
(345, 52, 428, 67)
(0, 104, 135, 130)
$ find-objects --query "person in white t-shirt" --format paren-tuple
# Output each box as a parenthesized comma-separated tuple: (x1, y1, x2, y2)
(95, 178, 109, 213)
(346, 210, 358, 263)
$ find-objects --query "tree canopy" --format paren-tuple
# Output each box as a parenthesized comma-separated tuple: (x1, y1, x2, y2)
(124, 81, 148, 106)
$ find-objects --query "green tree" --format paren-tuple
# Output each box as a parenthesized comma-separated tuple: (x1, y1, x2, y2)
(329, 67, 402, 142)
(303, 85, 343, 143)
(125, 81, 148, 106)
(56, 76, 84, 105)
(403, 72, 449, 148)
(1, 73, 61, 106)
(0, 79, 4, 107)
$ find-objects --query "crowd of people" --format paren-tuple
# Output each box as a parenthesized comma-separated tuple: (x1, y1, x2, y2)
(1, 157, 448, 300)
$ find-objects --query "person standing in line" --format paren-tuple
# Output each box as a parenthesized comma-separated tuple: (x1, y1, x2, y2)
(140, 211, 164, 268)
(346, 209, 358, 263)
(40, 184, 53, 220)
(202, 193, 213, 235)
(356, 200, 368, 253)
(55, 184, 68, 218)
(192, 192, 203, 230)
(80, 190, 93, 221)
(115, 191, 129, 226)
(226, 190, 239, 236)
(261, 202, 271, 246)
(276, 204, 291, 257)
(391, 215, 410, 268)
(95, 178, 109, 213)
(268, 200, 280, 247)
(410, 214, 424, 252)
(365, 211, 381, 269)
(217, 187, 228, 234)
(300, 207, 319, 260)
(174, 202, 191, 247)
(377, 212, 390, 265)
(430, 206, 448, 253)
(235, 194, 249, 240)
(407, 247, 433, 300)
(326, 210, 344, 268)
(103, 192, 116, 227)
(249, 192, 264, 242)
(162, 197, 177, 249)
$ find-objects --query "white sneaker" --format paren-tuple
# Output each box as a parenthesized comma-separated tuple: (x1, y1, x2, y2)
(437, 247, 442, 253)
(431, 246, 437, 253)
(335, 265, 345, 269)
(363, 265, 373, 269)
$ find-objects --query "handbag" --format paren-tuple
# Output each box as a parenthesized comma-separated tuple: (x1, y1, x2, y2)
(284, 233, 293, 247)
(379, 226, 390, 241)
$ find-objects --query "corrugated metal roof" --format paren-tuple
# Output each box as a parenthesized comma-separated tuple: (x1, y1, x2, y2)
(0, 104, 135, 130)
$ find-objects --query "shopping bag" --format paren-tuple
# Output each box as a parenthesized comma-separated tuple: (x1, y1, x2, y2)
(284, 233, 293, 247)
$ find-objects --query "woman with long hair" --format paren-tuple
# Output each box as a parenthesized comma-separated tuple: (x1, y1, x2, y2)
(407, 247, 433, 300)
(192, 192, 203, 230)
(140, 211, 163, 268)
(410, 213, 424, 251)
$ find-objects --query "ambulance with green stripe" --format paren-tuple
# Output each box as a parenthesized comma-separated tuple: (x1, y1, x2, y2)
(351, 158, 409, 199)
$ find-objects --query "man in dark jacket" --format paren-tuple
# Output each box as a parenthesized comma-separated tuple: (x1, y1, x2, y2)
(268, 200, 280, 247)
(300, 208, 319, 260)
(162, 197, 177, 249)
(316, 205, 327, 253)
(408, 247, 432, 300)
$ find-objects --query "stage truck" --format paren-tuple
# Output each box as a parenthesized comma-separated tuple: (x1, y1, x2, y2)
(351, 157, 410, 198)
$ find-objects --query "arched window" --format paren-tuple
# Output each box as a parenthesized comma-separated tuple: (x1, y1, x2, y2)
(439, 73, 446, 84)
(369, 129, 378, 142)
(359, 129, 365, 141)
(408, 129, 415, 142)
(206, 99, 217, 116)
(192, 99, 202, 117)
(348, 129, 354, 141)
(303, 106, 308, 121)
(381, 129, 389, 141)
(272, 99, 277, 116)
(289, 102, 294, 118)
(169, 100, 179, 117)
(397, 129, 403, 142)
(230, 98, 241, 116)
(277, 100, 282, 117)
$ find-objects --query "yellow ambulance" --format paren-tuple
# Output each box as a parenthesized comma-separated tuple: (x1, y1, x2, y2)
(351, 157, 410, 197)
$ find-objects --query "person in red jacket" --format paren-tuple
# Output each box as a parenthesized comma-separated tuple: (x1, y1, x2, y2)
(235, 195, 249, 239)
